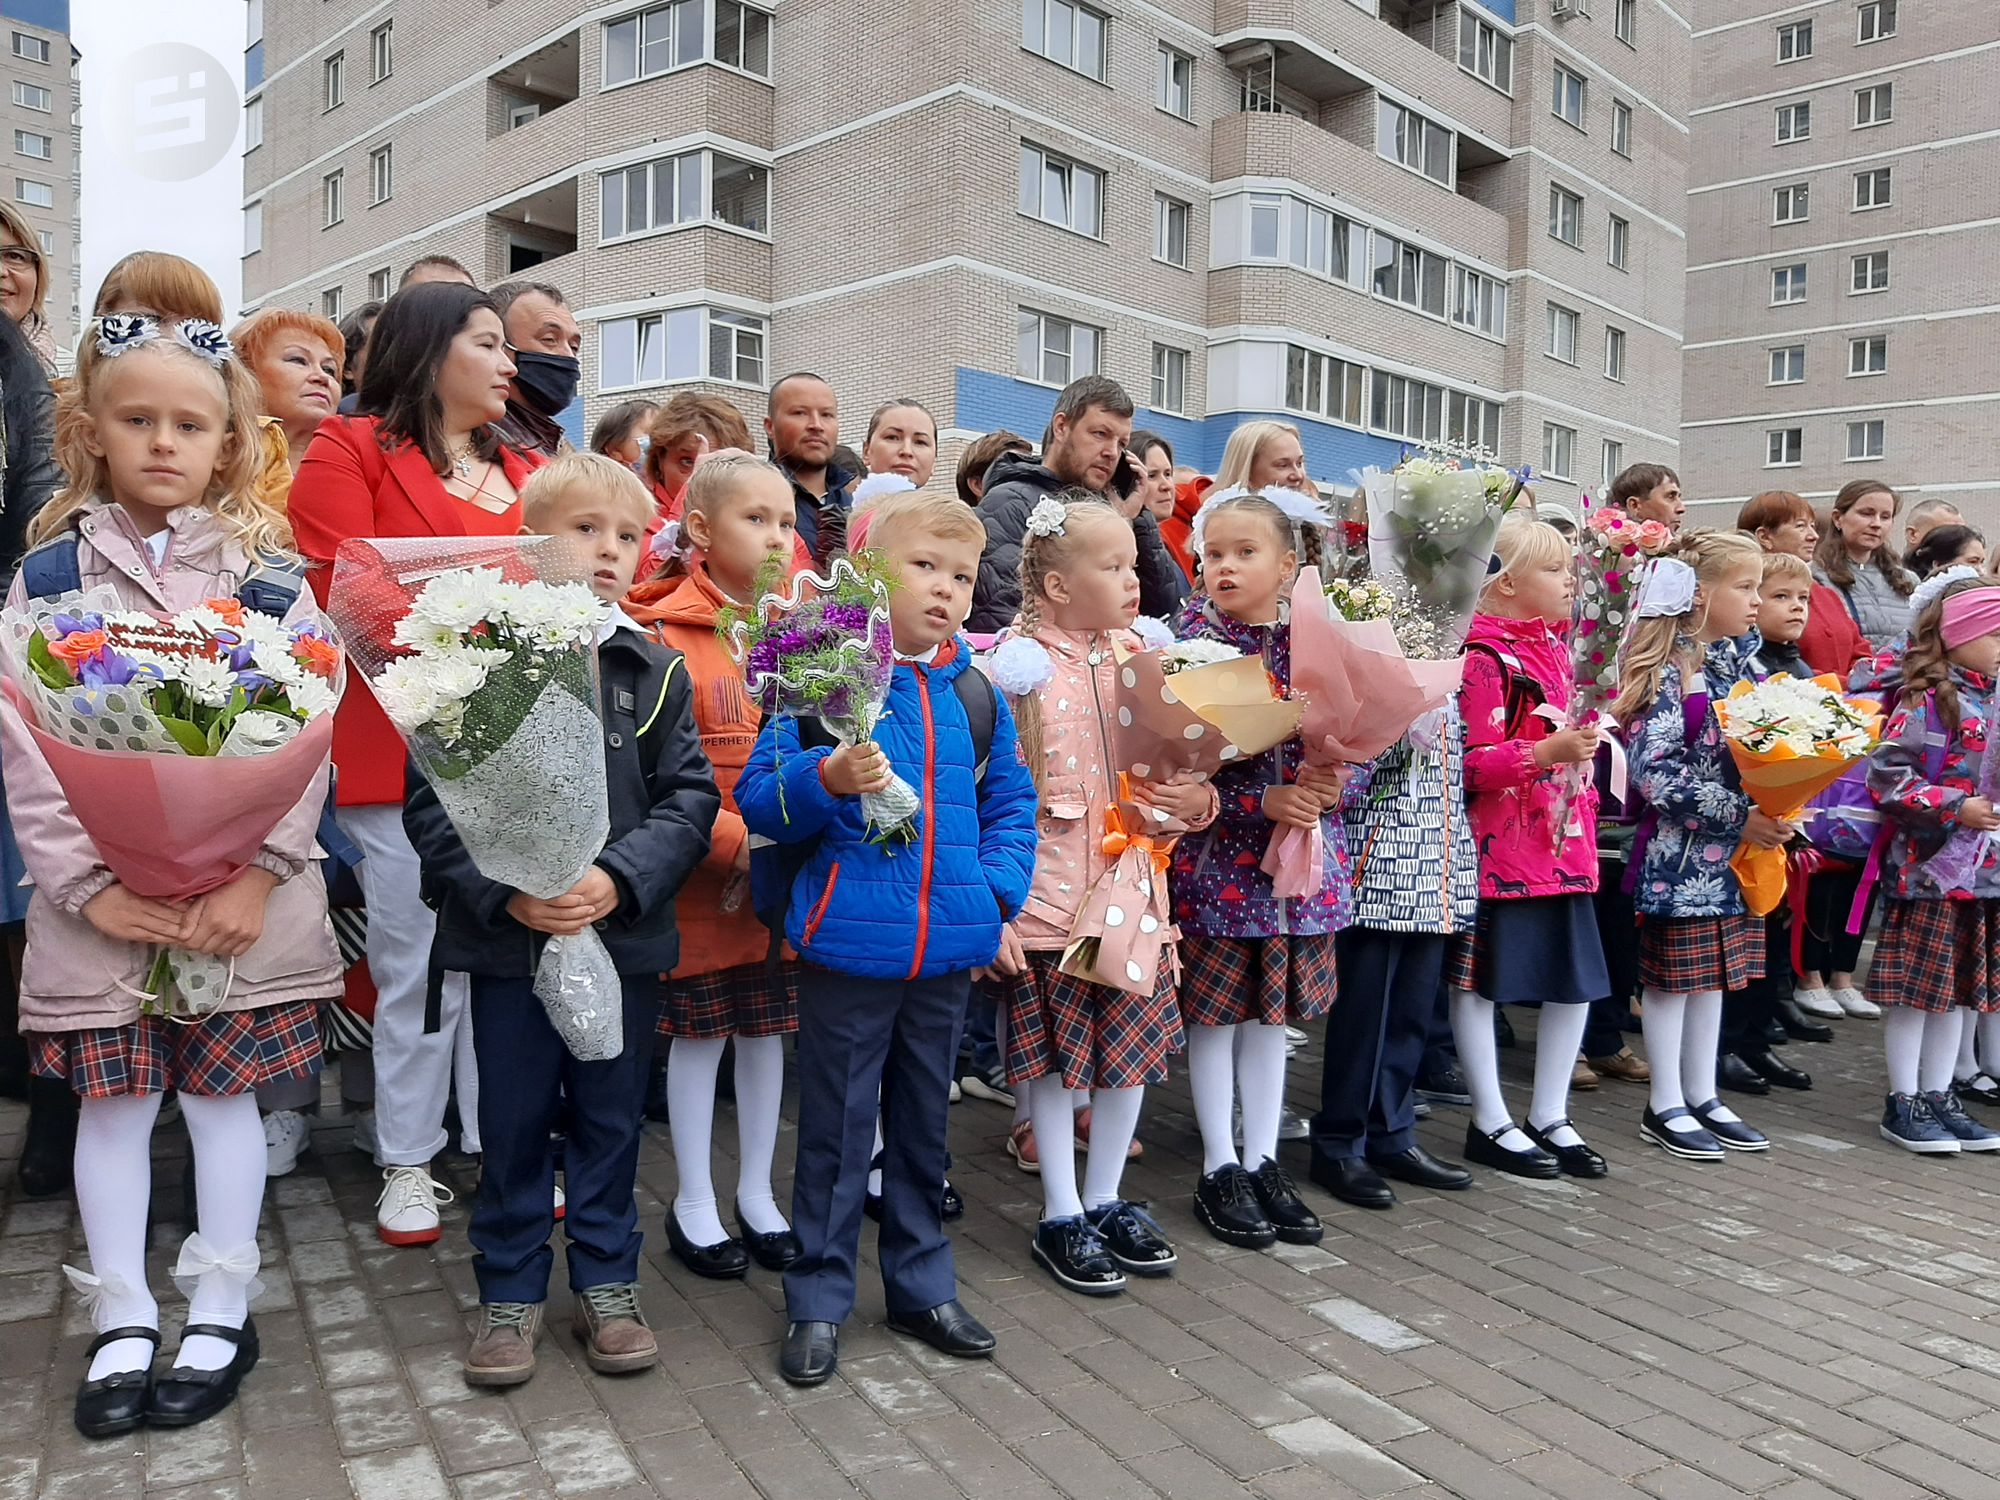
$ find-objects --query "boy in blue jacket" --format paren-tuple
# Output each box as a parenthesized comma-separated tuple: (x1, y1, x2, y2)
(737, 490, 1037, 1387)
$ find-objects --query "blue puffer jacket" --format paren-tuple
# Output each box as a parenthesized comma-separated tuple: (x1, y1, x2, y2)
(736, 638, 1039, 980)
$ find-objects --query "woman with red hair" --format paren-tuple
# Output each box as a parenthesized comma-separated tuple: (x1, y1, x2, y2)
(232, 307, 346, 490)
(1738, 489, 1870, 675)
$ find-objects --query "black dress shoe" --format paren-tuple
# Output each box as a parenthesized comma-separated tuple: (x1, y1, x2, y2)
(886, 1299, 995, 1359)
(1741, 1045, 1812, 1091)
(1462, 1122, 1560, 1180)
(734, 1205, 803, 1273)
(74, 1326, 160, 1439)
(1415, 1065, 1472, 1106)
(1192, 1164, 1277, 1247)
(666, 1210, 749, 1280)
(1307, 1154, 1395, 1210)
(1717, 1053, 1772, 1096)
(1775, 995, 1835, 1043)
(940, 1179, 965, 1222)
(1030, 1216, 1125, 1296)
(1368, 1146, 1473, 1191)
(18, 1076, 77, 1198)
(146, 1319, 258, 1428)
(1248, 1158, 1323, 1245)
(1760, 1016, 1790, 1045)
(1524, 1118, 1609, 1179)
(779, 1321, 839, 1386)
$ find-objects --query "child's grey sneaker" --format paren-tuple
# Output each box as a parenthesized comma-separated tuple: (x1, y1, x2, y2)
(1881, 1092, 1961, 1154)
(1924, 1091, 2000, 1152)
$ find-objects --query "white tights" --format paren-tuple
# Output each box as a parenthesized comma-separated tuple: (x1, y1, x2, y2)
(1030, 1076, 1146, 1221)
(1884, 1006, 1962, 1097)
(1642, 987, 1743, 1130)
(1451, 991, 1592, 1151)
(1186, 1022, 1289, 1174)
(668, 1034, 789, 1243)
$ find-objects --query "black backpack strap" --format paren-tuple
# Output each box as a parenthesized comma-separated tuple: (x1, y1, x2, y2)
(237, 558, 308, 619)
(1464, 640, 1544, 742)
(954, 665, 997, 782)
(16, 532, 82, 600)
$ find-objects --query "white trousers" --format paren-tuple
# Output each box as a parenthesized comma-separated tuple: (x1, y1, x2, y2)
(336, 804, 476, 1166)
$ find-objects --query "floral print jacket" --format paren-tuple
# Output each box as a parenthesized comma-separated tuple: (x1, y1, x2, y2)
(1868, 666, 2000, 902)
(1625, 634, 1759, 918)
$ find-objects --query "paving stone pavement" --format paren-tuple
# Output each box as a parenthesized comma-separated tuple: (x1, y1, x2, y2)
(7, 1014, 2000, 1499)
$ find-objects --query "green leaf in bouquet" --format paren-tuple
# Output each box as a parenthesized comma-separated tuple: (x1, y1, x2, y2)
(27, 630, 74, 691)
(158, 715, 212, 756)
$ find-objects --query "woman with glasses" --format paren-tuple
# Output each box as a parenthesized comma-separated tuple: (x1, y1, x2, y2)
(0, 204, 56, 376)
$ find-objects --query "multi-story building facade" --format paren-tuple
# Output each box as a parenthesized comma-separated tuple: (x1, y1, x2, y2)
(1, 0, 77, 353)
(1684, 1, 2000, 525)
(243, 0, 1687, 499)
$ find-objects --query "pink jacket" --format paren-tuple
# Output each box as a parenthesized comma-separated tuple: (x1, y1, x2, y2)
(1459, 612, 1599, 900)
(1004, 624, 1217, 950)
(1, 500, 342, 1032)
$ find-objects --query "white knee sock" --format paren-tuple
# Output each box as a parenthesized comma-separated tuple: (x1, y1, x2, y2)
(177, 1092, 268, 1372)
(1451, 989, 1532, 1149)
(1979, 1011, 2000, 1078)
(1032, 1074, 1083, 1221)
(1081, 1087, 1143, 1210)
(1884, 1005, 1925, 1096)
(1185, 1023, 1241, 1175)
(1681, 990, 1736, 1123)
(666, 1036, 728, 1245)
(72, 1093, 164, 1381)
(732, 1034, 788, 1236)
(1921, 1011, 1964, 1095)
(1642, 988, 1699, 1130)
(1958, 1008, 1980, 1081)
(1236, 1023, 1291, 1170)
(1529, 1003, 1592, 1148)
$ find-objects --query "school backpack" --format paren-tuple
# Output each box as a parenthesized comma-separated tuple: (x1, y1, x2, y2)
(748, 667, 997, 958)
(1463, 639, 1546, 743)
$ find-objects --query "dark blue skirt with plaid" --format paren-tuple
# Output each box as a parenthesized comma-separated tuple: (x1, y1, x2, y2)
(32, 1000, 322, 1097)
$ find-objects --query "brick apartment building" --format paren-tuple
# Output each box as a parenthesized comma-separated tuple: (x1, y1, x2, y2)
(2, 0, 77, 354)
(241, 0, 1688, 497)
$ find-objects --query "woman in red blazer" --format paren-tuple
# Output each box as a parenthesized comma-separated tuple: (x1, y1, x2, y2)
(1737, 490, 1871, 675)
(289, 281, 545, 1248)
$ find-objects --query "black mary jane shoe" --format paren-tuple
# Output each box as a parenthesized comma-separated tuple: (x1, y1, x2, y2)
(779, 1321, 839, 1387)
(146, 1318, 259, 1429)
(734, 1205, 803, 1273)
(886, 1298, 996, 1359)
(1463, 1122, 1561, 1180)
(666, 1210, 750, 1280)
(74, 1326, 161, 1439)
(1524, 1118, 1609, 1179)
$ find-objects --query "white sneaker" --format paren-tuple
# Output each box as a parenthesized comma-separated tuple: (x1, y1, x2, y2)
(350, 1108, 379, 1161)
(1794, 987, 1843, 1019)
(1284, 1025, 1308, 1048)
(263, 1110, 310, 1178)
(1278, 1104, 1310, 1141)
(1832, 987, 1880, 1018)
(377, 1165, 454, 1247)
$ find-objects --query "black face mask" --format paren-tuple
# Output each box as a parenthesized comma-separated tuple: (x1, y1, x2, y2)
(510, 348, 580, 416)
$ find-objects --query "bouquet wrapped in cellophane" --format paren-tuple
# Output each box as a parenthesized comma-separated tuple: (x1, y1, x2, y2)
(329, 536, 624, 1061)
(719, 550, 919, 847)
(1359, 445, 1526, 659)
(0, 590, 344, 1014)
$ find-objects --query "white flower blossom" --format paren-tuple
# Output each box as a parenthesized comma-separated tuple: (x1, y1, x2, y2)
(178, 655, 237, 709)
(1025, 497, 1069, 539)
(1159, 638, 1241, 674)
(411, 566, 505, 632)
(286, 675, 339, 719)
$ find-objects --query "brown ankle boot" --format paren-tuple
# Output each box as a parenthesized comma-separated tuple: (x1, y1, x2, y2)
(463, 1302, 541, 1387)
(573, 1283, 657, 1375)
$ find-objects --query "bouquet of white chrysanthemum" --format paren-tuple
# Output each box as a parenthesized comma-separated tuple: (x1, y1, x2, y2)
(1157, 637, 1241, 674)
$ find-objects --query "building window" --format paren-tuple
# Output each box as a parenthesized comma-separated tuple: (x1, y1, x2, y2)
(321, 286, 343, 320)
(1615, 0, 1637, 44)
(509, 102, 542, 129)
(1021, 0, 1108, 82)
(600, 306, 767, 389)
(1612, 100, 1633, 158)
(243, 201, 262, 257)
(1549, 185, 1582, 248)
(13, 130, 50, 160)
(36, 229, 49, 255)
(11, 31, 49, 63)
(601, 150, 769, 239)
(1848, 419, 1885, 460)
(1854, 166, 1892, 210)
(1777, 19, 1813, 61)
(1551, 65, 1586, 129)
(1018, 144, 1103, 238)
(1449, 392, 1502, 452)
(1775, 100, 1811, 143)
(1854, 83, 1893, 127)
(1158, 44, 1192, 119)
(1457, 11, 1512, 93)
(1017, 308, 1102, 385)
(1378, 99, 1454, 185)
(244, 97, 262, 152)
(1773, 183, 1810, 224)
(1601, 439, 1625, 488)
(1372, 232, 1447, 318)
(1542, 423, 1577, 481)
(1247, 194, 1368, 287)
(1851, 249, 1891, 292)
(1154, 194, 1189, 268)
(324, 51, 344, 109)
(370, 21, 393, 82)
(710, 155, 769, 232)
(1859, 0, 1897, 43)
(605, 0, 770, 85)
(1451, 266, 1507, 340)
(1850, 334, 1888, 376)
(1608, 214, 1630, 270)
(13, 178, 51, 208)
(1151, 344, 1188, 414)
(1373, 373, 1447, 443)
(10, 82, 49, 112)
(368, 266, 392, 300)
(1547, 303, 1579, 365)
(1285, 346, 1364, 426)
(1769, 345, 1805, 384)
(369, 144, 393, 205)
(1772, 263, 1807, 303)
(710, 310, 765, 384)
(323, 169, 344, 227)
(1767, 428, 1803, 467)
(1605, 325, 1627, 381)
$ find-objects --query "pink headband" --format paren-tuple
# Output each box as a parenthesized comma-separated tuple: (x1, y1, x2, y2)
(1941, 588, 2000, 650)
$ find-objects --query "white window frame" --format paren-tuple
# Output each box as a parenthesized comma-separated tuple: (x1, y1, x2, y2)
(1601, 439, 1625, 488)
(1549, 185, 1582, 248)
(509, 102, 542, 130)
(1157, 44, 1192, 120)
(1246, 193, 1369, 289)
(1854, 166, 1892, 211)
(1451, 265, 1507, 341)
(1608, 213, 1630, 271)
(323, 50, 344, 110)
(1849, 334, 1888, 377)
(599, 149, 770, 242)
(1457, 11, 1512, 95)
(34, 228, 49, 255)
(1611, 100, 1633, 158)
(1615, 0, 1637, 45)
(1021, 0, 1109, 84)
(244, 96, 262, 152)
(1773, 183, 1810, 224)
(1772, 263, 1807, 304)
(1855, 83, 1893, 128)
(1547, 303, 1580, 365)
(1016, 307, 1103, 387)
(1851, 249, 1891, 294)
(322, 169, 344, 227)
(599, 306, 769, 391)
(1859, 0, 1897, 43)
(1154, 193, 1189, 268)
(1372, 372, 1448, 444)
(1151, 343, 1189, 415)
(12, 129, 50, 160)
(10, 81, 49, 112)
(368, 143, 393, 205)
(321, 286, 343, 321)
(13, 177, 51, 209)
(1371, 232, 1448, 319)
(1449, 392, 1502, 453)
(1847, 419, 1885, 461)
(367, 265, 392, 300)
(243, 200, 262, 257)
(602, 0, 772, 87)
(1777, 19, 1813, 62)
(1285, 346, 1366, 428)
(1775, 100, 1811, 144)
(11, 31, 49, 63)
(1551, 65, 1587, 130)
(1605, 325, 1628, 382)
(1542, 423, 1577, 482)
(1018, 143, 1104, 239)
(1766, 428, 1804, 468)
(1378, 98, 1455, 187)
(1768, 345, 1805, 385)
(370, 21, 393, 83)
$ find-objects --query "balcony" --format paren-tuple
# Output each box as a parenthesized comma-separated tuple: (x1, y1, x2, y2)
(488, 33, 579, 141)
(486, 179, 578, 280)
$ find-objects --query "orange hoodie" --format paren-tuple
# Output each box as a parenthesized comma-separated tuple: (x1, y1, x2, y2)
(623, 565, 770, 977)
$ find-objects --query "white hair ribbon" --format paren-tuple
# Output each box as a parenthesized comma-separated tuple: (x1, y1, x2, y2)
(1635, 557, 1698, 619)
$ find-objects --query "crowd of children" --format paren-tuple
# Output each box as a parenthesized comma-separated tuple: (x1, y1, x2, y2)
(12, 273, 2000, 1437)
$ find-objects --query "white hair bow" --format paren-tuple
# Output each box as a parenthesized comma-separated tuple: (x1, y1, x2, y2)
(1025, 496, 1069, 539)
(853, 471, 916, 507)
(1635, 557, 1698, 619)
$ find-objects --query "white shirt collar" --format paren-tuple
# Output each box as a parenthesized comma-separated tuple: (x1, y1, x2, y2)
(894, 643, 941, 665)
(595, 605, 643, 645)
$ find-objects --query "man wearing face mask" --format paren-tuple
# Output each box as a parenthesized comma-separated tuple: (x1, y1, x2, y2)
(490, 280, 583, 459)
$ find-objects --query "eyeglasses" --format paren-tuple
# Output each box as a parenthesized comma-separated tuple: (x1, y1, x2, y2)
(0, 247, 39, 271)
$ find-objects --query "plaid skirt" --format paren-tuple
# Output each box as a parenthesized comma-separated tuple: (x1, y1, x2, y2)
(31, 1000, 322, 1098)
(660, 961, 799, 1039)
(1001, 954, 1182, 1091)
(1638, 913, 1764, 994)
(1179, 933, 1336, 1029)
(1866, 899, 2000, 1014)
